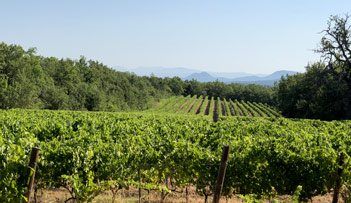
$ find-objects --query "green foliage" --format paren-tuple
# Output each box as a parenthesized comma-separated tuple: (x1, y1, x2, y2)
(276, 62, 345, 120)
(236, 100, 249, 116)
(150, 96, 177, 112)
(0, 43, 192, 112)
(199, 96, 209, 115)
(1, 109, 351, 202)
(229, 99, 241, 116)
(0, 42, 277, 112)
(157, 96, 184, 113)
(247, 101, 265, 117)
(151, 95, 279, 119)
(171, 95, 191, 113)
(184, 80, 275, 105)
(241, 100, 259, 117)
(253, 102, 279, 118)
(223, 98, 231, 116)
(208, 96, 215, 118)
(276, 15, 351, 120)
(188, 95, 203, 115)
(177, 95, 197, 114)
(217, 97, 222, 116)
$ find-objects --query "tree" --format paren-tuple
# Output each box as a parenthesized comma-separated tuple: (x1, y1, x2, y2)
(316, 14, 351, 119)
(276, 62, 345, 120)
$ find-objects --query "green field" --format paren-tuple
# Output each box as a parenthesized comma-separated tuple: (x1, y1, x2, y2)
(1, 108, 351, 202)
(150, 95, 281, 121)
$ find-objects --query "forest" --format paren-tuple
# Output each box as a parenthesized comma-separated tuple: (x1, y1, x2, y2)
(0, 42, 275, 112)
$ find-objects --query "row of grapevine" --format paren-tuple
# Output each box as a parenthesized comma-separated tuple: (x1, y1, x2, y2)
(229, 99, 240, 116)
(208, 96, 215, 118)
(153, 95, 281, 119)
(177, 95, 197, 114)
(172, 95, 191, 113)
(217, 97, 223, 117)
(188, 95, 203, 115)
(247, 101, 266, 117)
(223, 98, 231, 116)
(198, 96, 209, 115)
(151, 96, 176, 111)
(1, 109, 351, 202)
(235, 100, 250, 116)
(256, 102, 281, 117)
(241, 100, 260, 117)
(152, 96, 182, 112)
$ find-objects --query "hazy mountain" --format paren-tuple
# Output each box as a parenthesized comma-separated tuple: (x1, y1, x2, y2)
(263, 70, 298, 80)
(183, 70, 298, 86)
(208, 72, 265, 78)
(184, 72, 216, 82)
(113, 66, 200, 78)
(113, 66, 298, 86)
(232, 80, 277, 86)
(112, 66, 262, 79)
(232, 70, 298, 82)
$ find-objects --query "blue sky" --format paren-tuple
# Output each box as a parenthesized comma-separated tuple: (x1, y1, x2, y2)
(1, 1, 350, 74)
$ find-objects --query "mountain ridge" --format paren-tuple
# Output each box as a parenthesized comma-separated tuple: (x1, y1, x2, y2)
(113, 66, 298, 86)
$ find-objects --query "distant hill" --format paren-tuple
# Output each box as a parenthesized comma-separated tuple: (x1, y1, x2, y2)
(113, 66, 264, 79)
(184, 70, 298, 86)
(113, 66, 298, 86)
(230, 70, 298, 81)
(113, 66, 200, 78)
(184, 72, 216, 82)
(260, 70, 298, 80)
(225, 70, 298, 86)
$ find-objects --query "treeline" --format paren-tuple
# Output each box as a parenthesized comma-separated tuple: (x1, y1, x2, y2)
(277, 62, 349, 120)
(182, 80, 275, 105)
(276, 15, 351, 120)
(0, 43, 178, 111)
(0, 42, 275, 111)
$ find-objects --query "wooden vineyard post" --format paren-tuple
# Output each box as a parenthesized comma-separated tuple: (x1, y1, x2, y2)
(212, 146, 230, 203)
(333, 152, 344, 203)
(186, 184, 190, 203)
(25, 147, 40, 202)
(138, 169, 142, 203)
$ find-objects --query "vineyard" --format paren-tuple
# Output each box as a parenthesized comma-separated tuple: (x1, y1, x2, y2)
(1, 109, 351, 202)
(149, 95, 281, 121)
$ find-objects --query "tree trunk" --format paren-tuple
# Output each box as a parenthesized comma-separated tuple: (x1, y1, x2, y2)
(204, 193, 208, 203)
(186, 184, 189, 203)
(346, 83, 351, 120)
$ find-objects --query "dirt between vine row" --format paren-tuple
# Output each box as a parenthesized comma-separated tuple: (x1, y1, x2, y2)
(194, 99, 204, 115)
(227, 102, 235, 116)
(32, 187, 338, 203)
(184, 99, 197, 114)
(213, 100, 218, 122)
(233, 103, 243, 116)
(176, 101, 189, 113)
(221, 101, 226, 116)
(204, 100, 210, 115)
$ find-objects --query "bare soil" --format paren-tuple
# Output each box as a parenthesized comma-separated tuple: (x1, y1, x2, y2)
(221, 101, 226, 116)
(233, 103, 243, 116)
(204, 100, 210, 115)
(32, 187, 338, 203)
(213, 100, 218, 122)
(227, 102, 235, 116)
(176, 101, 188, 113)
(194, 99, 204, 115)
(184, 99, 197, 114)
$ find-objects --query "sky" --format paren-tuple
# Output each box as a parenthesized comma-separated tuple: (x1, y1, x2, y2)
(0, 1, 350, 74)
